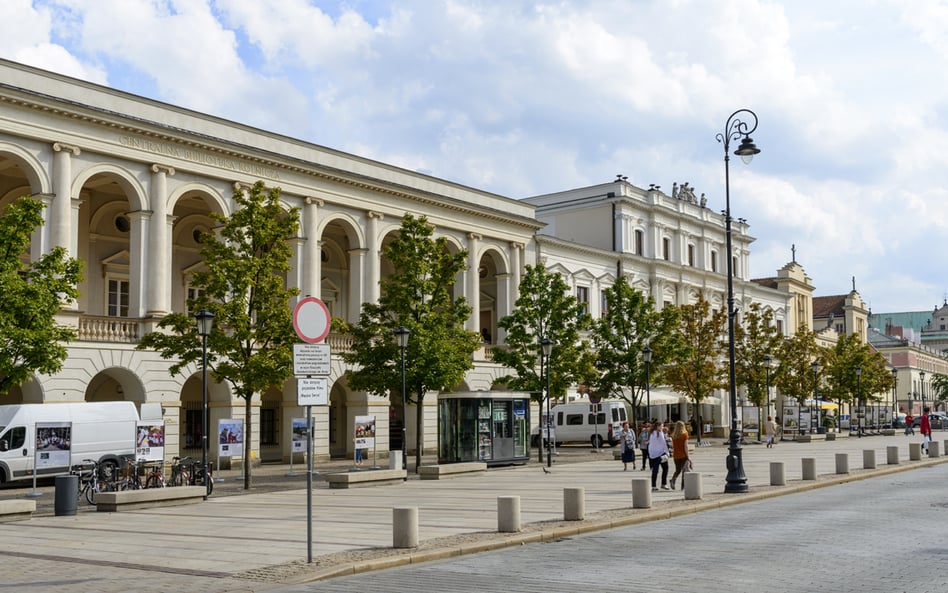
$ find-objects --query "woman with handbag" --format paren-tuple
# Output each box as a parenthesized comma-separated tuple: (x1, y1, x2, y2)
(647, 421, 671, 491)
(669, 421, 691, 490)
(616, 421, 636, 470)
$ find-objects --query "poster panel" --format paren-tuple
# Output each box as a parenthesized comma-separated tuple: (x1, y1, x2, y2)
(354, 415, 376, 449)
(218, 419, 244, 458)
(35, 422, 71, 469)
(782, 406, 799, 434)
(136, 422, 165, 462)
(742, 406, 760, 434)
(292, 418, 308, 452)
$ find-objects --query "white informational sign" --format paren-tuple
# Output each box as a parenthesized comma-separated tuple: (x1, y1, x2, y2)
(742, 406, 760, 434)
(136, 421, 165, 462)
(293, 343, 332, 376)
(35, 422, 71, 469)
(783, 405, 799, 434)
(218, 419, 244, 458)
(297, 377, 329, 406)
(292, 418, 308, 452)
(354, 415, 376, 450)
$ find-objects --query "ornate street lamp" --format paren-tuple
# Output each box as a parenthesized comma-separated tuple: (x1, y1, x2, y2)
(920, 370, 926, 413)
(541, 338, 554, 469)
(643, 345, 653, 423)
(891, 368, 898, 427)
(716, 109, 760, 494)
(194, 309, 215, 500)
(855, 365, 862, 438)
(811, 360, 820, 434)
(762, 354, 772, 442)
(394, 326, 410, 474)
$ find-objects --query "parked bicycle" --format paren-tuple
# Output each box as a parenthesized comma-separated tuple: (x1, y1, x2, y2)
(142, 461, 166, 489)
(71, 459, 112, 505)
(168, 455, 213, 495)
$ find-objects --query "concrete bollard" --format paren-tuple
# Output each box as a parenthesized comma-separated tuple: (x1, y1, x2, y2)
(393, 507, 418, 548)
(389, 455, 403, 470)
(887, 445, 900, 465)
(631, 477, 651, 509)
(802, 457, 817, 480)
(564, 487, 585, 521)
(683, 472, 702, 500)
(863, 449, 876, 469)
(835, 453, 849, 474)
(929, 441, 941, 458)
(497, 495, 521, 533)
(770, 461, 786, 486)
(909, 442, 922, 460)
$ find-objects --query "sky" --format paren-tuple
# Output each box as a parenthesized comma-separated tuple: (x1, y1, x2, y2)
(3, 0, 946, 316)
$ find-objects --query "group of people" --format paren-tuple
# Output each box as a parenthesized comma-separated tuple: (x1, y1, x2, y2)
(616, 419, 692, 491)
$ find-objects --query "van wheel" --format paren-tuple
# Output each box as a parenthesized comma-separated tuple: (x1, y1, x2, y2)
(591, 435, 604, 448)
(99, 460, 119, 482)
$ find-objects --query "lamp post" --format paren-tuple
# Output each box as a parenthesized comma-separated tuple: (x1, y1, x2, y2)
(891, 368, 898, 427)
(717, 109, 760, 494)
(194, 309, 214, 500)
(394, 326, 410, 474)
(541, 338, 554, 469)
(811, 360, 820, 434)
(855, 365, 862, 438)
(762, 354, 772, 442)
(643, 345, 653, 424)
(920, 370, 926, 414)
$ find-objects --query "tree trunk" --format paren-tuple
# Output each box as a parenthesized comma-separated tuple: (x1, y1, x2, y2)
(243, 396, 253, 490)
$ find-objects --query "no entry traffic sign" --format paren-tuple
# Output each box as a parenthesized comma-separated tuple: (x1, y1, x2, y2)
(293, 296, 331, 343)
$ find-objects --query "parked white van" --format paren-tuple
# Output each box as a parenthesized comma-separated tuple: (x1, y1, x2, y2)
(0, 401, 161, 484)
(533, 400, 629, 448)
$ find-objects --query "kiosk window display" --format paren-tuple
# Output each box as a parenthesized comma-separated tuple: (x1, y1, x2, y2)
(438, 392, 531, 466)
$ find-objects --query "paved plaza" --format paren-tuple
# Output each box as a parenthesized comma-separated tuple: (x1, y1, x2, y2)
(1, 433, 946, 592)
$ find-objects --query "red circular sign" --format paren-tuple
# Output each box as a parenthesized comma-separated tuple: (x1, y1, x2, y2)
(292, 297, 331, 343)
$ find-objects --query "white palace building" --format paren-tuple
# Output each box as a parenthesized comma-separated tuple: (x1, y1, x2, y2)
(0, 58, 828, 465)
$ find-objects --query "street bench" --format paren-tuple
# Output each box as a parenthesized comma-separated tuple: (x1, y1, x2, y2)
(418, 462, 487, 480)
(0, 499, 36, 522)
(95, 486, 206, 512)
(326, 468, 407, 489)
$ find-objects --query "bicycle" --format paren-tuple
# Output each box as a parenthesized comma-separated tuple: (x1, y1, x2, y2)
(72, 459, 112, 505)
(169, 456, 193, 487)
(118, 458, 145, 490)
(142, 461, 166, 488)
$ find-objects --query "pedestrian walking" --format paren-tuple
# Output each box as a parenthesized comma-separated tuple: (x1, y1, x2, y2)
(905, 413, 915, 436)
(647, 421, 670, 491)
(616, 421, 636, 470)
(669, 421, 691, 490)
(638, 422, 651, 470)
(763, 416, 777, 448)
(920, 407, 932, 454)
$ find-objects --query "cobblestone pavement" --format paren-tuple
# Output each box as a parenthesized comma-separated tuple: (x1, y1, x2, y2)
(274, 463, 948, 593)
(1, 434, 946, 592)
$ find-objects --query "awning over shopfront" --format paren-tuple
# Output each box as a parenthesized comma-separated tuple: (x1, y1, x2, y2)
(804, 399, 838, 410)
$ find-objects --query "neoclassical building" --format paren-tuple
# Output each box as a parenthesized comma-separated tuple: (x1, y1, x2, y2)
(1, 58, 836, 464)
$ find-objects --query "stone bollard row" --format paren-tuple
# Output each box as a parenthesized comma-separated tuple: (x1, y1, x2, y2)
(631, 477, 651, 509)
(887, 445, 900, 465)
(564, 487, 584, 521)
(863, 449, 876, 469)
(770, 461, 786, 486)
(683, 472, 702, 500)
(928, 440, 941, 458)
(909, 442, 922, 461)
(802, 457, 816, 480)
(835, 453, 849, 475)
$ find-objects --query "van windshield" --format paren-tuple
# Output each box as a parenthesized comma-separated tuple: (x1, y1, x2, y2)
(0, 425, 5, 434)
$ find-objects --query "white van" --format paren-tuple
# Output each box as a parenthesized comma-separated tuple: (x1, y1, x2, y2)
(533, 400, 629, 448)
(0, 401, 161, 484)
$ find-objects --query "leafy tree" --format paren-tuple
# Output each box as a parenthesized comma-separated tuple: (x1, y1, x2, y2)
(823, 333, 894, 430)
(662, 296, 726, 441)
(492, 264, 591, 462)
(588, 277, 680, 422)
(733, 303, 783, 439)
(931, 373, 948, 411)
(340, 214, 480, 472)
(0, 197, 83, 395)
(139, 181, 300, 489)
(774, 327, 827, 432)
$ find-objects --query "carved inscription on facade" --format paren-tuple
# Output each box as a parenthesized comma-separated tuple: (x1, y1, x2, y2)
(118, 135, 281, 180)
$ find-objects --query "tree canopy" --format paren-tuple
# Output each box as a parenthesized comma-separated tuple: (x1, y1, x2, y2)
(0, 197, 83, 395)
(139, 181, 300, 488)
(340, 213, 480, 472)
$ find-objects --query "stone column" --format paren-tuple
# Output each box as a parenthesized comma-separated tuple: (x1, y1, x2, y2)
(347, 248, 366, 323)
(364, 211, 383, 304)
(127, 209, 149, 318)
(146, 164, 174, 317)
(50, 142, 79, 256)
(301, 197, 323, 299)
(466, 233, 481, 333)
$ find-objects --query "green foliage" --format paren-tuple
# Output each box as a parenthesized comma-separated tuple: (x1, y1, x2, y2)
(588, 277, 680, 416)
(773, 327, 826, 404)
(340, 214, 480, 470)
(492, 265, 591, 402)
(138, 181, 300, 487)
(0, 197, 83, 395)
(931, 373, 948, 405)
(662, 296, 727, 405)
(734, 303, 782, 406)
(822, 333, 893, 405)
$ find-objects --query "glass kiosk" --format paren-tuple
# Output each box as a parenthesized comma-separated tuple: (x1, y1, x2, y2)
(437, 392, 531, 466)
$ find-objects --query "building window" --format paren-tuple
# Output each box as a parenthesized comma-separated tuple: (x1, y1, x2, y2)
(732, 256, 738, 277)
(107, 278, 129, 317)
(711, 250, 718, 273)
(687, 244, 695, 267)
(601, 291, 610, 317)
(634, 229, 644, 256)
(260, 407, 278, 446)
(576, 286, 589, 316)
(183, 407, 202, 450)
(186, 285, 205, 314)
(776, 320, 784, 334)
(662, 237, 670, 261)
(835, 323, 844, 334)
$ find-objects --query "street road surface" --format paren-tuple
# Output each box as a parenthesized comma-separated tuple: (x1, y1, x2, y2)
(277, 464, 948, 593)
